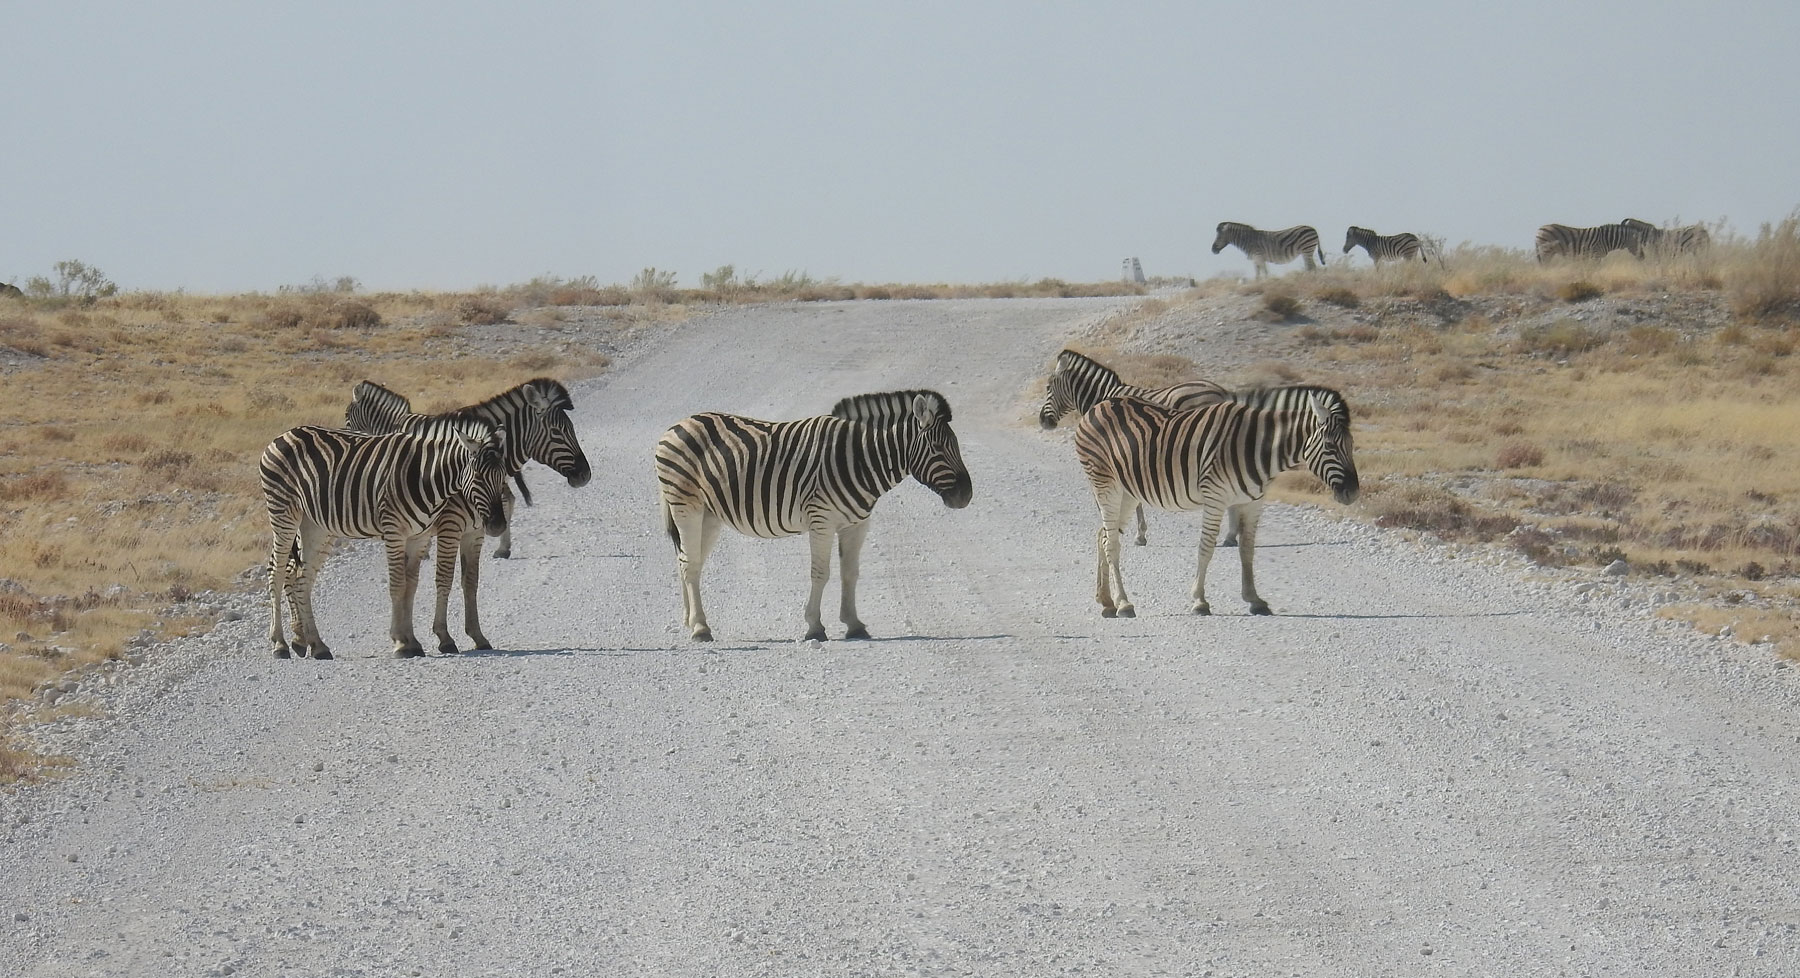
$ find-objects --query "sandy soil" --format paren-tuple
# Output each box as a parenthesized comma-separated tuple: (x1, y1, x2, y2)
(4, 296, 1800, 977)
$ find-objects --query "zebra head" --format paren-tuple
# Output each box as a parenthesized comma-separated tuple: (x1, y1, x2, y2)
(1300, 390, 1359, 506)
(1040, 349, 1121, 429)
(452, 423, 512, 537)
(904, 393, 973, 509)
(1211, 222, 1246, 255)
(344, 380, 413, 433)
(516, 379, 593, 489)
(1344, 226, 1373, 255)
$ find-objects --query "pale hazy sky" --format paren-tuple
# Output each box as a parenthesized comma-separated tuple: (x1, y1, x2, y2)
(4, 1, 1795, 293)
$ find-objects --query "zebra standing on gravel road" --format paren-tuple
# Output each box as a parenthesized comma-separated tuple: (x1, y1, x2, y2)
(1344, 226, 1426, 264)
(1620, 218, 1711, 255)
(1534, 222, 1649, 262)
(342, 378, 592, 653)
(1039, 348, 1234, 546)
(1074, 386, 1359, 618)
(654, 390, 973, 642)
(1211, 222, 1326, 278)
(261, 419, 511, 659)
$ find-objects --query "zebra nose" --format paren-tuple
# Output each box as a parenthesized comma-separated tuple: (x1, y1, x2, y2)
(1038, 414, 1058, 430)
(565, 460, 592, 488)
(940, 477, 973, 510)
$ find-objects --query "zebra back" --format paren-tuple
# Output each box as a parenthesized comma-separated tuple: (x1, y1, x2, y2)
(1622, 218, 1710, 255)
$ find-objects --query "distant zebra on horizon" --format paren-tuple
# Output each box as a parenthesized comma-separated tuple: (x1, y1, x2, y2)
(261, 419, 511, 659)
(1344, 226, 1426, 264)
(341, 378, 592, 653)
(655, 390, 973, 642)
(1621, 218, 1711, 255)
(1212, 222, 1326, 278)
(0, 282, 22, 299)
(1534, 222, 1649, 262)
(1039, 348, 1238, 546)
(1074, 386, 1360, 618)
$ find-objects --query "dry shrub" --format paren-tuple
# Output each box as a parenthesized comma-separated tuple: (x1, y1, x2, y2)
(0, 471, 69, 501)
(454, 295, 511, 326)
(141, 449, 194, 475)
(1496, 442, 1545, 468)
(257, 304, 308, 330)
(322, 300, 382, 330)
(1557, 280, 1604, 303)
(246, 389, 294, 412)
(37, 426, 75, 442)
(135, 389, 173, 405)
(1313, 286, 1361, 308)
(510, 352, 559, 372)
(1727, 211, 1800, 322)
(1514, 320, 1604, 356)
(1368, 482, 1518, 541)
(1260, 291, 1303, 321)
(1623, 325, 1679, 356)
(103, 432, 150, 454)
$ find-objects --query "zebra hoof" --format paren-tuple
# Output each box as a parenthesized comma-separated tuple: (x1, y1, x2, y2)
(1101, 607, 1118, 619)
(1220, 537, 1239, 548)
(1117, 605, 1136, 619)
(1249, 603, 1273, 616)
(844, 625, 870, 640)
(394, 644, 424, 659)
(273, 644, 293, 660)
(469, 637, 492, 652)
(1133, 537, 1147, 547)
(803, 626, 828, 642)
(494, 549, 511, 559)
(309, 647, 334, 660)
(691, 626, 713, 642)
(436, 638, 460, 655)
(1191, 604, 1212, 616)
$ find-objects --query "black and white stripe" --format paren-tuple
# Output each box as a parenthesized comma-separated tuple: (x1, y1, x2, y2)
(1534, 222, 1649, 262)
(341, 378, 592, 652)
(1211, 222, 1326, 278)
(261, 418, 510, 659)
(1039, 348, 1231, 545)
(1620, 218, 1711, 256)
(1074, 386, 1359, 617)
(654, 390, 973, 642)
(1344, 226, 1426, 264)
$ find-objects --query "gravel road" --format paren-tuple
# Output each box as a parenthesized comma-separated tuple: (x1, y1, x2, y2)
(5, 297, 1800, 977)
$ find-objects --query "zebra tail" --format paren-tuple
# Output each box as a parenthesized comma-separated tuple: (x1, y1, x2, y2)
(1316, 246, 1326, 265)
(513, 471, 533, 507)
(662, 498, 680, 550)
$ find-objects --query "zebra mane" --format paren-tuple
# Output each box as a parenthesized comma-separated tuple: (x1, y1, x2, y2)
(1233, 384, 1351, 424)
(1216, 220, 1251, 233)
(440, 377, 574, 422)
(406, 415, 498, 444)
(830, 389, 953, 425)
(1053, 348, 1119, 382)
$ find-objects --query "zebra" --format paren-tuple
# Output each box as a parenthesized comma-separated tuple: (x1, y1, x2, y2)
(1039, 348, 1235, 546)
(1533, 222, 1649, 262)
(1074, 385, 1359, 618)
(341, 378, 592, 653)
(1344, 226, 1426, 264)
(1620, 218, 1711, 256)
(261, 418, 511, 659)
(0, 282, 22, 299)
(654, 390, 973, 642)
(1211, 222, 1326, 278)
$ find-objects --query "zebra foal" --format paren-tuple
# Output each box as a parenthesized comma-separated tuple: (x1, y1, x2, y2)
(1211, 222, 1326, 278)
(1344, 226, 1426, 264)
(341, 378, 592, 653)
(1039, 348, 1233, 546)
(1534, 222, 1648, 262)
(261, 419, 510, 659)
(1074, 386, 1359, 617)
(655, 390, 973, 642)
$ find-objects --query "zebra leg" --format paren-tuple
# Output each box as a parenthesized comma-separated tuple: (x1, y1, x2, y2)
(431, 523, 462, 654)
(268, 525, 297, 658)
(1190, 507, 1228, 616)
(1133, 502, 1148, 546)
(291, 522, 334, 659)
(1235, 502, 1271, 615)
(802, 527, 833, 642)
(837, 520, 872, 640)
(1094, 492, 1135, 618)
(458, 527, 491, 651)
(1253, 260, 1269, 280)
(1220, 505, 1241, 548)
(387, 534, 428, 658)
(670, 505, 718, 641)
(492, 486, 516, 559)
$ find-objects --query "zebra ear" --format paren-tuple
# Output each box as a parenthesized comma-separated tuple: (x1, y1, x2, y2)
(1309, 392, 1331, 427)
(910, 393, 935, 424)
(523, 384, 551, 413)
(454, 429, 484, 457)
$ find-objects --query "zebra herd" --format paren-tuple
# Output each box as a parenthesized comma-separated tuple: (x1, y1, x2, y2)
(258, 351, 1359, 655)
(1211, 218, 1710, 277)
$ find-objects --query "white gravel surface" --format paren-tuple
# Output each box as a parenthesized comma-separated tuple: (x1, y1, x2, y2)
(5, 297, 1800, 977)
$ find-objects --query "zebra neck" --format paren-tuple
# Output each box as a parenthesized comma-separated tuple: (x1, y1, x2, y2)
(454, 399, 532, 475)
